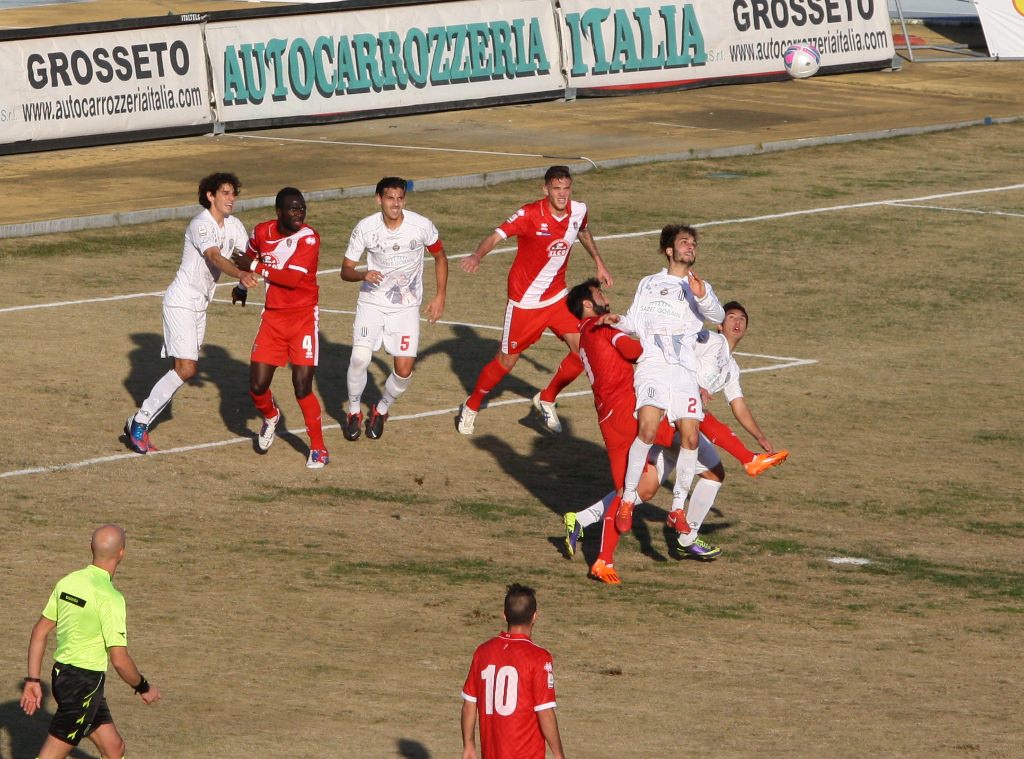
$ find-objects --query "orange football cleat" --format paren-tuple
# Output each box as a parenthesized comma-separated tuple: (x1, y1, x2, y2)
(744, 450, 790, 477)
(613, 499, 635, 533)
(589, 559, 621, 585)
(666, 509, 690, 533)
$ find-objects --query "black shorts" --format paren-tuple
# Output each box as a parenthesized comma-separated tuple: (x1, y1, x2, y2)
(49, 662, 112, 746)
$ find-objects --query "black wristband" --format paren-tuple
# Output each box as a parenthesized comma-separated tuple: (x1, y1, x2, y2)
(23, 677, 41, 683)
(133, 676, 150, 695)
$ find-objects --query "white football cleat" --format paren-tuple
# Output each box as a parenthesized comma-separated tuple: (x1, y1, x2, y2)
(532, 392, 562, 433)
(257, 408, 281, 452)
(457, 404, 477, 435)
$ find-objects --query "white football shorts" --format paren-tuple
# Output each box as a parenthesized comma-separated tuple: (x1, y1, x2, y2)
(634, 359, 702, 422)
(352, 302, 420, 356)
(161, 305, 206, 361)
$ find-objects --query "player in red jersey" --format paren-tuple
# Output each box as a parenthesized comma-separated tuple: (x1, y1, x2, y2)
(565, 279, 675, 583)
(233, 188, 329, 469)
(461, 583, 565, 759)
(457, 165, 612, 435)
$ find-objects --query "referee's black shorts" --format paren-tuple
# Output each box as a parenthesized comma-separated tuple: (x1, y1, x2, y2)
(49, 662, 113, 746)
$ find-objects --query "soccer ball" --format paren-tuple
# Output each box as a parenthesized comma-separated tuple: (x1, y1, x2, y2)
(783, 44, 821, 79)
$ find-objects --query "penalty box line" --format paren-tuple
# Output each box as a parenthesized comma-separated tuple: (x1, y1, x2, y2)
(0, 357, 815, 481)
(2, 180, 1022, 316)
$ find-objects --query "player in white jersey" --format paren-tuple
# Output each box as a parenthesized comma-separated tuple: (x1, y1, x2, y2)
(123, 173, 258, 454)
(605, 224, 724, 536)
(341, 177, 448, 440)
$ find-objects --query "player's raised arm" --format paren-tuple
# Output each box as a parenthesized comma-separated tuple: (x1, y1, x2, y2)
(578, 226, 612, 287)
(461, 230, 503, 274)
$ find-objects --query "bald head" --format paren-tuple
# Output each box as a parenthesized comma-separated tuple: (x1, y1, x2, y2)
(91, 524, 126, 562)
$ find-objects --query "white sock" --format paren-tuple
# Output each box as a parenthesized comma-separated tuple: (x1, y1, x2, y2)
(678, 479, 722, 547)
(376, 372, 413, 414)
(135, 370, 185, 424)
(577, 492, 616, 528)
(670, 447, 699, 512)
(622, 438, 653, 503)
(347, 345, 372, 415)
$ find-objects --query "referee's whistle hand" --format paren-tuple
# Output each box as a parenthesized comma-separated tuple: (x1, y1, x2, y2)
(141, 685, 163, 705)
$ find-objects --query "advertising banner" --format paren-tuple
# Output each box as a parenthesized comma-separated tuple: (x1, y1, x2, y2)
(558, 0, 895, 94)
(206, 0, 564, 128)
(975, 0, 1024, 57)
(0, 25, 212, 149)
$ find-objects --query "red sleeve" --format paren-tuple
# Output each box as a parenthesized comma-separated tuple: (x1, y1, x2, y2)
(256, 263, 303, 288)
(530, 652, 556, 708)
(256, 232, 319, 289)
(462, 651, 480, 700)
(609, 330, 643, 361)
(497, 206, 530, 239)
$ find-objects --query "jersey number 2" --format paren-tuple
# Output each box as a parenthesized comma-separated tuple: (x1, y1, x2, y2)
(480, 664, 518, 716)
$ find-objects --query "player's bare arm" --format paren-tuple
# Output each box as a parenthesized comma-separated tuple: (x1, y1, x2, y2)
(461, 230, 502, 274)
(460, 700, 479, 759)
(424, 245, 449, 323)
(109, 646, 162, 705)
(687, 269, 707, 298)
(729, 396, 776, 453)
(20, 616, 55, 716)
(578, 227, 613, 287)
(538, 708, 566, 759)
(341, 258, 384, 285)
(204, 246, 258, 288)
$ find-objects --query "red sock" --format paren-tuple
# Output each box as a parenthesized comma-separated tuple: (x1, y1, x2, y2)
(540, 351, 583, 403)
(598, 497, 621, 564)
(700, 411, 754, 464)
(296, 393, 325, 451)
(250, 389, 278, 420)
(466, 358, 511, 412)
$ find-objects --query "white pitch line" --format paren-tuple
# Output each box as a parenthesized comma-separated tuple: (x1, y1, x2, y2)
(887, 202, 1024, 219)
(0, 362, 809, 480)
(4, 183, 1021, 315)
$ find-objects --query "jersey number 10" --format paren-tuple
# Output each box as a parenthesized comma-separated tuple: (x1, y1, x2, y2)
(480, 664, 519, 716)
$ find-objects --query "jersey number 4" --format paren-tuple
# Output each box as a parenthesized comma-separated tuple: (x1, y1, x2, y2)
(480, 664, 519, 716)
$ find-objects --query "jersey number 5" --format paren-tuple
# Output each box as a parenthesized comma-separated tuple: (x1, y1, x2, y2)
(480, 664, 519, 716)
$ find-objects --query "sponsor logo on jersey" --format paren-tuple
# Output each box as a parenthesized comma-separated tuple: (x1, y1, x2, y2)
(393, 243, 400, 251)
(59, 592, 86, 607)
(260, 254, 280, 269)
(304, 235, 315, 245)
(547, 239, 570, 258)
(410, 240, 420, 250)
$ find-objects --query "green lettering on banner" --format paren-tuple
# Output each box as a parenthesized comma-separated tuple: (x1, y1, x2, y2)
(264, 39, 289, 100)
(352, 33, 380, 90)
(448, 25, 469, 82)
(334, 36, 355, 94)
(312, 36, 336, 96)
(222, 45, 247, 104)
(466, 22, 491, 78)
(245, 44, 269, 102)
(490, 21, 514, 77)
(680, 4, 707, 65)
(580, 8, 611, 74)
(526, 17, 550, 73)
(609, 9, 639, 73)
(633, 7, 666, 70)
(427, 26, 450, 83)
(288, 38, 314, 98)
(403, 27, 429, 87)
(562, 13, 588, 76)
(379, 31, 406, 87)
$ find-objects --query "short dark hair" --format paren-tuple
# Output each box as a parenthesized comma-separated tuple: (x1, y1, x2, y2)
(504, 583, 537, 626)
(659, 223, 698, 252)
(722, 300, 748, 323)
(566, 278, 602, 320)
(198, 172, 240, 209)
(544, 165, 572, 184)
(275, 187, 304, 209)
(376, 176, 408, 196)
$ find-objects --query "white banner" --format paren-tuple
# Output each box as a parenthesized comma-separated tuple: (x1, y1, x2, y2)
(975, 0, 1024, 57)
(559, 0, 894, 93)
(206, 0, 564, 126)
(0, 26, 212, 146)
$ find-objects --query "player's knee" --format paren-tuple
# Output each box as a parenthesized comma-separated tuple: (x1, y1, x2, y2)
(175, 361, 197, 382)
(105, 737, 125, 759)
(349, 345, 372, 372)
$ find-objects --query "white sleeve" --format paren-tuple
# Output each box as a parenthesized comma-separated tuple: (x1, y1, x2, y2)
(722, 357, 744, 403)
(616, 280, 647, 336)
(344, 223, 366, 263)
(697, 282, 725, 324)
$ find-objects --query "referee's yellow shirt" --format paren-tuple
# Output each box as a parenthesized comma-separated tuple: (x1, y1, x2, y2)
(42, 565, 128, 672)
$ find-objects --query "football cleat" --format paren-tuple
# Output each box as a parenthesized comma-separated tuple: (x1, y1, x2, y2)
(231, 285, 248, 306)
(532, 392, 563, 433)
(666, 509, 691, 533)
(124, 415, 156, 454)
(613, 498, 635, 534)
(343, 412, 363, 441)
(589, 559, 621, 585)
(456, 403, 477, 435)
(257, 407, 281, 452)
(744, 450, 790, 477)
(365, 407, 388, 439)
(675, 536, 722, 561)
(306, 449, 330, 469)
(563, 513, 584, 558)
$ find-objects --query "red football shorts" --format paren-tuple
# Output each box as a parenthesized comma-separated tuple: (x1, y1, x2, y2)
(599, 397, 675, 489)
(251, 306, 320, 367)
(501, 298, 579, 355)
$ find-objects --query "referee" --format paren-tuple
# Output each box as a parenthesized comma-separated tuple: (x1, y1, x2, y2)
(20, 524, 162, 759)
